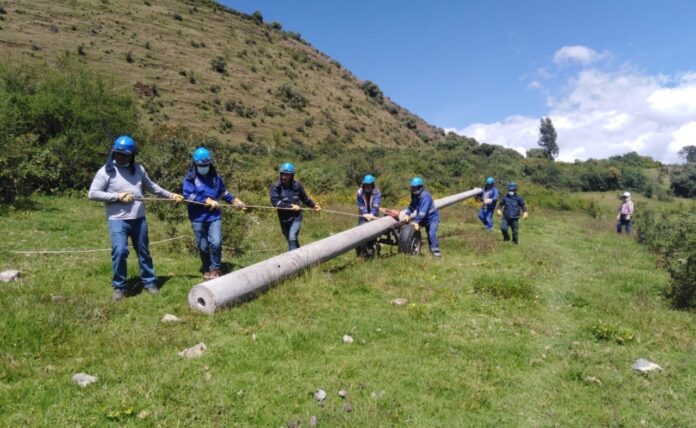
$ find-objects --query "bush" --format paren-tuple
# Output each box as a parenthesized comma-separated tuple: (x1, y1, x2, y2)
(361, 80, 383, 104)
(275, 84, 307, 110)
(670, 163, 696, 198)
(0, 59, 138, 202)
(211, 56, 226, 73)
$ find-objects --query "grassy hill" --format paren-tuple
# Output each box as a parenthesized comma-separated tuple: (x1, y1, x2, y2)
(1, 194, 695, 426)
(0, 0, 442, 149)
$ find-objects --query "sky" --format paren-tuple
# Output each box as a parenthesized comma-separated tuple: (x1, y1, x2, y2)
(223, 0, 696, 164)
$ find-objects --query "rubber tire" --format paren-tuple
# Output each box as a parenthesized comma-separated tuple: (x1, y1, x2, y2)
(398, 224, 422, 255)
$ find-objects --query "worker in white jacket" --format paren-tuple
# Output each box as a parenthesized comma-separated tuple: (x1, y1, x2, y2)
(88, 135, 183, 301)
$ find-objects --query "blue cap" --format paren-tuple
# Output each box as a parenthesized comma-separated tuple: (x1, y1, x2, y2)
(362, 174, 375, 185)
(112, 135, 136, 155)
(410, 177, 424, 187)
(507, 182, 518, 191)
(485, 176, 495, 185)
(192, 147, 212, 165)
(279, 162, 296, 174)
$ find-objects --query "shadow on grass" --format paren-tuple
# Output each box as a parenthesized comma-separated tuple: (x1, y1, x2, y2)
(125, 275, 172, 295)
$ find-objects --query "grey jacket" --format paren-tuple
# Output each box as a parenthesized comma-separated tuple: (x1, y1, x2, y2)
(88, 163, 172, 220)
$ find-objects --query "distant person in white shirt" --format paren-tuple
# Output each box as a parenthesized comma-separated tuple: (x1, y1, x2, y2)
(616, 191, 634, 235)
(88, 135, 183, 301)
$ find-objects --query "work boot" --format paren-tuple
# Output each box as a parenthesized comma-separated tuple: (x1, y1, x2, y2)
(145, 286, 160, 295)
(432, 250, 442, 258)
(512, 239, 518, 245)
(209, 269, 221, 279)
(203, 271, 213, 280)
(112, 289, 127, 302)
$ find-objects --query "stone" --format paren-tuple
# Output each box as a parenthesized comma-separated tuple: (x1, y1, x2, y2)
(632, 358, 663, 374)
(178, 343, 207, 359)
(584, 375, 602, 386)
(343, 402, 353, 413)
(342, 335, 353, 344)
(338, 389, 347, 398)
(161, 314, 181, 323)
(72, 372, 98, 387)
(0, 270, 20, 282)
(391, 298, 408, 306)
(309, 415, 318, 426)
(314, 389, 327, 401)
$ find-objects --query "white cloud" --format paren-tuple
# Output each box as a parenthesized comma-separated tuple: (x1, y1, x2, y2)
(448, 69, 696, 164)
(553, 45, 608, 66)
(528, 80, 542, 90)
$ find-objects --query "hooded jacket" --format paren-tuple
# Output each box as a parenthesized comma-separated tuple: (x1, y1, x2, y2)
(182, 165, 235, 222)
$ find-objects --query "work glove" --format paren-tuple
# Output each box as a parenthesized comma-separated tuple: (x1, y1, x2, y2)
(410, 222, 420, 232)
(290, 204, 301, 211)
(118, 192, 134, 203)
(496, 209, 502, 217)
(626, 215, 631, 221)
(399, 213, 410, 222)
(484, 198, 492, 205)
(362, 213, 377, 221)
(171, 193, 184, 204)
(205, 197, 220, 211)
(616, 214, 621, 221)
(231, 198, 247, 211)
(522, 211, 528, 220)
(313, 204, 322, 212)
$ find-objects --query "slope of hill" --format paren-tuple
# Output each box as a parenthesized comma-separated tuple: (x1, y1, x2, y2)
(0, 0, 442, 149)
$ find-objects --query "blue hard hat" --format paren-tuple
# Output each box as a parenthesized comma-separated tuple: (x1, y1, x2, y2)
(192, 147, 212, 165)
(507, 182, 518, 191)
(112, 135, 136, 155)
(362, 174, 375, 185)
(410, 177, 424, 187)
(485, 176, 495, 185)
(279, 162, 296, 174)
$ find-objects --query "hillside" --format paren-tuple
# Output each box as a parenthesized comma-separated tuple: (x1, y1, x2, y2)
(0, 0, 442, 149)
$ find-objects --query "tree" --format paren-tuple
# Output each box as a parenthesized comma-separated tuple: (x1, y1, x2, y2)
(678, 145, 696, 163)
(538, 117, 559, 160)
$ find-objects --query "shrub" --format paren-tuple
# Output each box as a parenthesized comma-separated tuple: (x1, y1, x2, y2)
(251, 10, 263, 23)
(173, 12, 182, 21)
(0, 59, 138, 202)
(125, 51, 134, 63)
(361, 80, 383, 104)
(211, 56, 226, 73)
(589, 322, 634, 344)
(275, 84, 307, 110)
(270, 21, 282, 30)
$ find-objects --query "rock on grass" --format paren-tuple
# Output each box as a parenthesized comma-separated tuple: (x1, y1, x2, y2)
(179, 343, 207, 359)
(0, 270, 20, 282)
(72, 372, 98, 387)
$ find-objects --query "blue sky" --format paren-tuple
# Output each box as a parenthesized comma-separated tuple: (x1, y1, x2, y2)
(223, 1, 696, 163)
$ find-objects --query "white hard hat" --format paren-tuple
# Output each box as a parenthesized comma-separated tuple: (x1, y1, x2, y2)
(622, 192, 631, 198)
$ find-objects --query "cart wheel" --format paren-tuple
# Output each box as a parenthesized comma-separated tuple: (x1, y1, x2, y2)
(356, 240, 380, 259)
(398, 224, 421, 255)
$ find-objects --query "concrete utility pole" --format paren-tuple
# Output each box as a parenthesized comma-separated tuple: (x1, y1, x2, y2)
(188, 188, 482, 314)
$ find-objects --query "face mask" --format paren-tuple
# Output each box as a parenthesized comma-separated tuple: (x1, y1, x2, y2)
(412, 188, 422, 196)
(197, 166, 210, 175)
(508, 191, 515, 196)
(115, 161, 130, 168)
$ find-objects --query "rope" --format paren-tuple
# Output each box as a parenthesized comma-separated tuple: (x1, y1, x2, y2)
(134, 197, 362, 218)
(9, 235, 187, 255)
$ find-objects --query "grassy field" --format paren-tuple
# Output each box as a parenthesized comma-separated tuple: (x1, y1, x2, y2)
(1, 193, 695, 426)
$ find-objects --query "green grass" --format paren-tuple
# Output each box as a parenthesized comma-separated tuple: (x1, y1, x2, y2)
(1, 194, 695, 426)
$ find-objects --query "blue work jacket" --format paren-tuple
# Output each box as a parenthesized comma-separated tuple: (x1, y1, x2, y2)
(182, 167, 235, 222)
(499, 193, 527, 219)
(405, 190, 439, 224)
(480, 186, 499, 210)
(357, 187, 381, 217)
(269, 179, 315, 223)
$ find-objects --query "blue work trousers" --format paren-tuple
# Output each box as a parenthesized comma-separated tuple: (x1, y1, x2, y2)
(500, 216, 519, 243)
(616, 216, 632, 234)
(478, 207, 495, 231)
(108, 218, 157, 290)
(423, 220, 440, 252)
(191, 219, 223, 271)
(280, 217, 302, 251)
